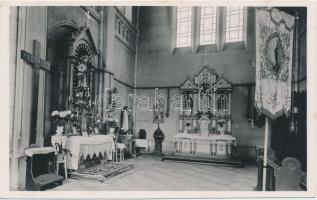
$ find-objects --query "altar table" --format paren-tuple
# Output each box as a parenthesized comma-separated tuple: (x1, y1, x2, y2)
(65, 135, 114, 170)
(173, 133, 236, 156)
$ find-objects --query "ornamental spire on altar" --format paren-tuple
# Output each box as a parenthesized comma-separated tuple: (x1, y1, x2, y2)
(254, 8, 295, 119)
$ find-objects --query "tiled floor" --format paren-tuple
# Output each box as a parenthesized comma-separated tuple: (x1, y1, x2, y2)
(51, 155, 258, 191)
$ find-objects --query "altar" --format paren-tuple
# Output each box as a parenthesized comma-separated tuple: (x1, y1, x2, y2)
(174, 66, 236, 158)
(174, 133, 236, 156)
(51, 135, 114, 170)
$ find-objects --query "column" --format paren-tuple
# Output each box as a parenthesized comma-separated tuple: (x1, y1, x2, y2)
(228, 92, 231, 116)
(227, 140, 231, 157)
(192, 93, 198, 115)
(10, 6, 25, 190)
(228, 119, 231, 133)
(213, 88, 216, 113)
(211, 140, 216, 155)
(98, 9, 105, 119)
(103, 7, 116, 120)
(179, 119, 183, 132)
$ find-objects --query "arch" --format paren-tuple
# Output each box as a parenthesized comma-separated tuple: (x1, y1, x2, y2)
(217, 94, 227, 110)
(47, 21, 79, 38)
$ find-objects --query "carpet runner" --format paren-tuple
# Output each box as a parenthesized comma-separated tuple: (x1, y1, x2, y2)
(70, 162, 135, 182)
(162, 154, 243, 168)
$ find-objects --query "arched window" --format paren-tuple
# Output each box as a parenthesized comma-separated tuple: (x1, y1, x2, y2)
(217, 94, 227, 110)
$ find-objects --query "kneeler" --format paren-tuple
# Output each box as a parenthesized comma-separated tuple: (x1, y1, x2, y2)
(25, 146, 64, 191)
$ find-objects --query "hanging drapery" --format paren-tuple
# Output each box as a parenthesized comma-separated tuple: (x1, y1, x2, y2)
(255, 8, 295, 119)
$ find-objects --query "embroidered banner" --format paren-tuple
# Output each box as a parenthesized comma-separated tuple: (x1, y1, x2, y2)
(255, 8, 294, 119)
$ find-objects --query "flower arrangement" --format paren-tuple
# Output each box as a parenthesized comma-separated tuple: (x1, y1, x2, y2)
(51, 110, 72, 126)
(51, 110, 73, 135)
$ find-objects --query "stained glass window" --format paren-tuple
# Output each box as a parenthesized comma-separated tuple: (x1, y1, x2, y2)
(200, 7, 217, 45)
(176, 7, 192, 47)
(225, 7, 244, 43)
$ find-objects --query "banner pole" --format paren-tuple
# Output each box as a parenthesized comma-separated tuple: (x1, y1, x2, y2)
(262, 117, 269, 191)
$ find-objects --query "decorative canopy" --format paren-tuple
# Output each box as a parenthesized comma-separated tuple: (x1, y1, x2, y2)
(180, 78, 197, 91)
(180, 66, 232, 91)
(70, 25, 99, 56)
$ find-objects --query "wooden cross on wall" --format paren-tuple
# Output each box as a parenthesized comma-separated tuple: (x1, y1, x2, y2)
(21, 40, 50, 145)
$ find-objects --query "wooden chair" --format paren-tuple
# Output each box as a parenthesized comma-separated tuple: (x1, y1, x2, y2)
(109, 133, 126, 162)
(51, 135, 68, 179)
(115, 143, 126, 162)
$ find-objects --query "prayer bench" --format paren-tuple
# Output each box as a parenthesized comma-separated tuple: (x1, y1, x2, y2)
(25, 146, 64, 191)
(256, 149, 305, 191)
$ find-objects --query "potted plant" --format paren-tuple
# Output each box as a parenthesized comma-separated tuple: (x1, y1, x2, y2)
(51, 110, 72, 135)
(54, 141, 70, 163)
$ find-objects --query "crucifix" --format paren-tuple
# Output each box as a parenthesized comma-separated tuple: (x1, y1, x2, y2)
(85, 11, 92, 27)
(21, 40, 50, 145)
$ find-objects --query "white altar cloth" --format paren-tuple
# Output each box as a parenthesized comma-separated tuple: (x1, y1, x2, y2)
(173, 133, 236, 156)
(173, 133, 236, 144)
(66, 135, 114, 170)
(25, 147, 55, 157)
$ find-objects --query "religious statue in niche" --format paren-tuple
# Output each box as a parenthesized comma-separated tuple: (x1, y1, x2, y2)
(183, 92, 193, 116)
(216, 120, 225, 135)
(77, 63, 88, 87)
(217, 94, 227, 110)
(153, 98, 165, 123)
(74, 43, 93, 89)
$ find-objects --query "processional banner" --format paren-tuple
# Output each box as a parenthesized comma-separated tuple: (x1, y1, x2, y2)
(255, 8, 294, 119)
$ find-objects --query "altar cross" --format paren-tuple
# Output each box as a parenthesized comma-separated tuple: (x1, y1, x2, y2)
(85, 11, 92, 27)
(21, 40, 50, 145)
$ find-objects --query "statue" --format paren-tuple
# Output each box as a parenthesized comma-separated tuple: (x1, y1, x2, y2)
(81, 112, 88, 136)
(153, 98, 165, 123)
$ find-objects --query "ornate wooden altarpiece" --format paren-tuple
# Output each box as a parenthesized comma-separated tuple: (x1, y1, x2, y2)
(175, 66, 236, 157)
(179, 66, 233, 135)
(63, 25, 100, 135)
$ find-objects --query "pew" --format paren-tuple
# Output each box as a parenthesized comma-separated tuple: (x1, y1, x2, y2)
(256, 149, 305, 191)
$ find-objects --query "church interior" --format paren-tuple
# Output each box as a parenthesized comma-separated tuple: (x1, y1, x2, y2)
(8, 6, 307, 192)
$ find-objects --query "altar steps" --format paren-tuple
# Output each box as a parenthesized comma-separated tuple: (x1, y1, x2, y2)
(69, 162, 136, 182)
(161, 154, 244, 168)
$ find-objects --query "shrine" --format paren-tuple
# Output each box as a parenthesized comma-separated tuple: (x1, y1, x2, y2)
(174, 66, 236, 157)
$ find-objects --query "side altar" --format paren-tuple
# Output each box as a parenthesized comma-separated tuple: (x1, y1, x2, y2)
(174, 66, 236, 157)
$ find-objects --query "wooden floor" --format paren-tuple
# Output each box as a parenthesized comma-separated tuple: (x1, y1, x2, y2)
(51, 155, 258, 191)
